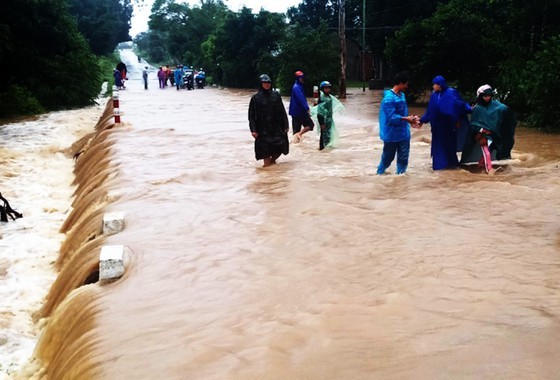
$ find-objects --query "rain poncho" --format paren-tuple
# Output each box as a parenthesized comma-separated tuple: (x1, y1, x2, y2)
(113, 69, 123, 87)
(174, 68, 183, 87)
(248, 88, 289, 160)
(460, 99, 517, 163)
(289, 81, 309, 117)
(420, 76, 472, 170)
(379, 89, 409, 142)
(311, 92, 345, 149)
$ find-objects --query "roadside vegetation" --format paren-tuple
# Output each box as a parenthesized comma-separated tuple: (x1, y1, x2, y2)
(0, 0, 131, 119)
(1, 0, 558, 130)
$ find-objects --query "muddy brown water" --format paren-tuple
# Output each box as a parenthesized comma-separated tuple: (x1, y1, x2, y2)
(24, 49, 560, 379)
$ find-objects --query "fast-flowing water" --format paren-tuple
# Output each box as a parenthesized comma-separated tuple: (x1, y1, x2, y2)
(4, 48, 560, 379)
(0, 102, 106, 379)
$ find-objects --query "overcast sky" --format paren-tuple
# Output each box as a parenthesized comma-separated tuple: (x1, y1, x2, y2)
(131, 0, 302, 36)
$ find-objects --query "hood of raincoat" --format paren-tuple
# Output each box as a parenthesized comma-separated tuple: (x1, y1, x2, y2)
(432, 75, 448, 90)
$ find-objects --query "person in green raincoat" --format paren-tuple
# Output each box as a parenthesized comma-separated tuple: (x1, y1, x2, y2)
(313, 81, 344, 150)
(460, 84, 517, 173)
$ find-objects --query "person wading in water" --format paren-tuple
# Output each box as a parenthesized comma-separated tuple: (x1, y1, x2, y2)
(248, 74, 289, 167)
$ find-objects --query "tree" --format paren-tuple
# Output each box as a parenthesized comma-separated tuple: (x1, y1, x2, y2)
(384, 0, 517, 95)
(365, 0, 442, 58)
(210, 8, 286, 88)
(501, 36, 560, 130)
(135, 31, 168, 63)
(383, 0, 560, 130)
(0, 0, 102, 117)
(144, 0, 229, 67)
(287, 0, 337, 28)
(68, 0, 133, 55)
(276, 23, 339, 95)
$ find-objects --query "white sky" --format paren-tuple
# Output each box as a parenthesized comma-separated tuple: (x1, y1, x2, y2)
(130, 0, 302, 36)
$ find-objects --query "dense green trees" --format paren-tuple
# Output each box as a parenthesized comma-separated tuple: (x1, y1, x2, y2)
(287, 0, 338, 29)
(276, 23, 339, 95)
(383, 0, 560, 129)
(139, 0, 229, 67)
(209, 8, 286, 87)
(0, 0, 132, 118)
(502, 36, 560, 131)
(0, 0, 102, 117)
(68, 0, 133, 56)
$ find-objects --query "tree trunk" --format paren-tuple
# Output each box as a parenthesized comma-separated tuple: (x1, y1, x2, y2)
(338, 0, 347, 99)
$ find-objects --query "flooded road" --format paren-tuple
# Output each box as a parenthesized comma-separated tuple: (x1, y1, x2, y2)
(7, 48, 560, 379)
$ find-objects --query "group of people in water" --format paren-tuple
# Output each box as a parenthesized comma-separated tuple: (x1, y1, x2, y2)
(377, 72, 516, 175)
(249, 70, 517, 174)
(113, 61, 128, 90)
(249, 71, 345, 167)
(156, 65, 206, 90)
(114, 60, 206, 91)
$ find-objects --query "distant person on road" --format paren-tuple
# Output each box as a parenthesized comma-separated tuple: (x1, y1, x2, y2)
(157, 66, 166, 89)
(289, 71, 314, 143)
(376, 71, 420, 175)
(142, 66, 149, 90)
(116, 61, 127, 87)
(174, 65, 183, 90)
(248, 74, 289, 167)
(166, 66, 173, 87)
(113, 68, 124, 90)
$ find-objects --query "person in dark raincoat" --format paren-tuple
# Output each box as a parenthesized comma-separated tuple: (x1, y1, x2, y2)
(419, 75, 472, 170)
(116, 61, 127, 83)
(248, 74, 289, 167)
(113, 68, 124, 90)
(460, 85, 517, 173)
(142, 66, 149, 90)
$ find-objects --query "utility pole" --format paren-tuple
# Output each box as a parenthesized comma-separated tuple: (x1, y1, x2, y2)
(362, 0, 366, 92)
(339, 0, 347, 99)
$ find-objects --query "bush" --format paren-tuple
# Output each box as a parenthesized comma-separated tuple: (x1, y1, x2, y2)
(512, 36, 560, 131)
(98, 52, 122, 96)
(0, 85, 45, 118)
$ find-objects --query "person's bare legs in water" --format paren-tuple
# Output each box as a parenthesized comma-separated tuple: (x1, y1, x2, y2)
(263, 153, 281, 167)
(294, 126, 311, 142)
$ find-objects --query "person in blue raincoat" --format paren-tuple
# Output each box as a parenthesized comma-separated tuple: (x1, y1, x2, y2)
(174, 65, 184, 90)
(377, 72, 420, 175)
(289, 71, 315, 142)
(418, 75, 472, 170)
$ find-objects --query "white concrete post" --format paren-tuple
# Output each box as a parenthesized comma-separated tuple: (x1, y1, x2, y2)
(99, 245, 125, 280)
(103, 212, 125, 236)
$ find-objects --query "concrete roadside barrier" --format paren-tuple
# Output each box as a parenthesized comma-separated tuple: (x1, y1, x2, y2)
(99, 245, 125, 280)
(103, 212, 125, 236)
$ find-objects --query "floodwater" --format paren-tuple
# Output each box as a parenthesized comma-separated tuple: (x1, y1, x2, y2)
(0, 101, 105, 379)
(4, 48, 560, 379)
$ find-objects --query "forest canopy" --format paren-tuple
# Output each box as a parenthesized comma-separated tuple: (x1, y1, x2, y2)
(0, 0, 132, 118)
